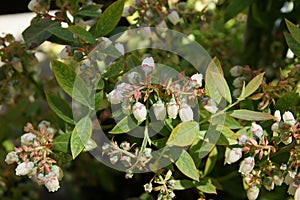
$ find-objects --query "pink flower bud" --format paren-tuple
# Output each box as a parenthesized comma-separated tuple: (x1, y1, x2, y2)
(225, 148, 242, 164)
(15, 162, 34, 176)
(274, 110, 281, 122)
(153, 100, 166, 120)
(21, 132, 37, 146)
(229, 65, 243, 77)
(247, 186, 259, 200)
(107, 89, 122, 104)
(283, 111, 296, 126)
(132, 102, 147, 122)
(5, 151, 19, 164)
(191, 73, 203, 87)
(250, 122, 264, 139)
(167, 10, 180, 25)
(179, 103, 194, 122)
(44, 175, 60, 192)
(239, 157, 255, 175)
(167, 98, 179, 119)
(142, 57, 155, 74)
(233, 77, 246, 88)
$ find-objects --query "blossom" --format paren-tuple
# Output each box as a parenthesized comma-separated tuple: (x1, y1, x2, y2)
(274, 110, 281, 122)
(239, 157, 255, 175)
(132, 102, 147, 122)
(273, 173, 284, 186)
(15, 162, 34, 176)
(127, 71, 141, 84)
(59, 46, 72, 60)
(153, 100, 166, 120)
(28, 0, 48, 14)
(21, 132, 37, 146)
(44, 175, 60, 192)
(179, 103, 194, 122)
(288, 184, 297, 196)
(120, 141, 131, 151)
(167, 10, 180, 25)
(247, 186, 259, 200)
(295, 186, 300, 200)
(51, 165, 63, 180)
(283, 111, 296, 126)
(142, 57, 155, 74)
(250, 122, 264, 139)
(229, 65, 243, 77)
(225, 148, 242, 164)
(263, 176, 274, 191)
(5, 151, 19, 164)
(110, 155, 119, 165)
(122, 6, 134, 17)
(271, 122, 280, 132)
(98, 37, 112, 48)
(190, 73, 203, 87)
(144, 183, 153, 193)
(115, 43, 125, 55)
(157, 19, 167, 29)
(203, 98, 218, 114)
(107, 89, 122, 104)
(238, 134, 248, 145)
(166, 98, 179, 119)
(233, 77, 245, 88)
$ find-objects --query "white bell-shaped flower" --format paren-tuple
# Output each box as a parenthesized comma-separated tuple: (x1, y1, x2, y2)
(179, 103, 194, 122)
(153, 100, 166, 121)
(225, 148, 242, 164)
(250, 122, 264, 139)
(247, 186, 259, 200)
(167, 98, 179, 119)
(239, 157, 255, 175)
(283, 111, 296, 126)
(132, 102, 147, 122)
(15, 162, 34, 176)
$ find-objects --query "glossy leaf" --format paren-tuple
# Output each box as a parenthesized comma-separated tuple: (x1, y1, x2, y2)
(46, 92, 74, 125)
(69, 25, 96, 44)
(209, 71, 232, 104)
(196, 179, 217, 194)
(90, 0, 125, 37)
(239, 73, 264, 100)
(285, 19, 300, 44)
(52, 132, 71, 153)
(109, 115, 140, 134)
(22, 20, 60, 48)
(71, 115, 92, 159)
(205, 57, 223, 104)
(48, 26, 76, 43)
(204, 147, 218, 176)
(284, 32, 300, 58)
(225, 0, 255, 21)
(76, 4, 103, 17)
(230, 109, 274, 121)
(173, 180, 195, 190)
(175, 149, 199, 181)
(167, 121, 199, 147)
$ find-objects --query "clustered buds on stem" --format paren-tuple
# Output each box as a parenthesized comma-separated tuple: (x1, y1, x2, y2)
(5, 121, 63, 192)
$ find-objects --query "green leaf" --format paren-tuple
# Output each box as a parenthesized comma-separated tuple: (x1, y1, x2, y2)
(109, 115, 140, 134)
(71, 115, 92, 159)
(52, 132, 71, 153)
(205, 57, 224, 104)
(48, 26, 76, 43)
(212, 114, 241, 129)
(46, 92, 74, 124)
(216, 126, 238, 145)
(51, 60, 91, 107)
(175, 149, 199, 181)
(225, 0, 255, 21)
(173, 180, 195, 190)
(126, 54, 140, 69)
(204, 147, 218, 176)
(22, 20, 60, 48)
(285, 19, 300, 44)
(284, 32, 300, 58)
(230, 109, 275, 121)
(76, 4, 102, 17)
(209, 71, 232, 104)
(167, 121, 199, 147)
(90, 0, 125, 37)
(239, 73, 264, 100)
(103, 59, 124, 78)
(69, 25, 96, 44)
(195, 179, 217, 194)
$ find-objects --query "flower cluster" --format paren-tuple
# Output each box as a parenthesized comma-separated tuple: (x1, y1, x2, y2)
(5, 121, 63, 192)
(106, 57, 217, 123)
(225, 110, 299, 200)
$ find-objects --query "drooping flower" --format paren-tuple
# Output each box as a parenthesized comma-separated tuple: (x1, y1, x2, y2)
(239, 157, 255, 175)
(5, 151, 19, 164)
(167, 10, 180, 25)
(179, 103, 194, 122)
(283, 111, 296, 126)
(142, 57, 155, 74)
(166, 98, 179, 119)
(144, 183, 153, 193)
(44, 174, 60, 192)
(288, 183, 297, 196)
(263, 176, 275, 191)
(190, 73, 203, 87)
(132, 102, 147, 122)
(115, 43, 125, 55)
(153, 100, 166, 121)
(15, 162, 34, 176)
(225, 148, 242, 164)
(295, 186, 300, 200)
(122, 6, 134, 17)
(120, 141, 131, 151)
(28, 0, 49, 14)
(203, 98, 218, 114)
(157, 19, 167, 29)
(229, 65, 243, 77)
(250, 122, 264, 139)
(127, 71, 141, 84)
(247, 186, 259, 200)
(274, 110, 281, 122)
(107, 89, 122, 104)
